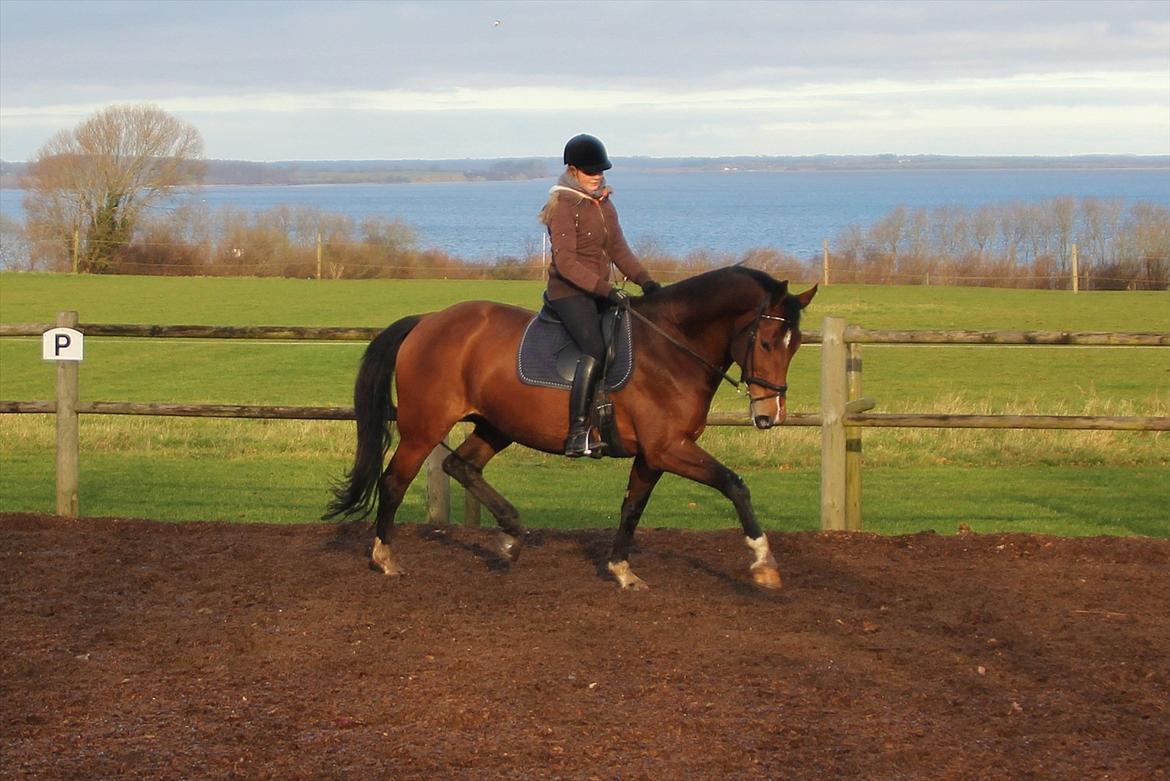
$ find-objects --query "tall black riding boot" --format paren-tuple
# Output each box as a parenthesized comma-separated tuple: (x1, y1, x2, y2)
(565, 355, 603, 457)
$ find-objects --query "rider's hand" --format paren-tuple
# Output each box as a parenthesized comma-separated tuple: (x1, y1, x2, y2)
(608, 287, 631, 306)
(641, 280, 662, 296)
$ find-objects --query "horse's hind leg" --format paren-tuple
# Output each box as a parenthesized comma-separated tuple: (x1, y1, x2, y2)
(371, 437, 435, 576)
(442, 424, 525, 563)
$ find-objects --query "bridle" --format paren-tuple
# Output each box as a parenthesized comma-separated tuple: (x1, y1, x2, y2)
(625, 297, 792, 400)
(738, 306, 790, 403)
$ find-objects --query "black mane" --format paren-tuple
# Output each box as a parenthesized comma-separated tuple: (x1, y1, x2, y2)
(640, 265, 804, 330)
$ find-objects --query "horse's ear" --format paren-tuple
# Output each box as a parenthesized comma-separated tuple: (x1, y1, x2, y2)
(797, 284, 818, 308)
(772, 279, 790, 305)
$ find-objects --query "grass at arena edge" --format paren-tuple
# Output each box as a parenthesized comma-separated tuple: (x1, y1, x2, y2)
(2, 273, 1168, 333)
(1, 443, 1165, 538)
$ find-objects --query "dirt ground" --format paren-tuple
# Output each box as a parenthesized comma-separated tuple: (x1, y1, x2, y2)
(1, 512, 1167, 780)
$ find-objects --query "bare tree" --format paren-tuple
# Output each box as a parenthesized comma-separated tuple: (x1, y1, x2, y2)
(1130, 202, 1170, 288)
(21, 103, 205, 272)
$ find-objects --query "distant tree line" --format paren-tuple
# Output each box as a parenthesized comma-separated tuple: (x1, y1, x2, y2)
(825, 199, 1168, 290)
(198, 157, 549, 186)
(3, 196, 1165, 289)
(9, 153, 1166, 189)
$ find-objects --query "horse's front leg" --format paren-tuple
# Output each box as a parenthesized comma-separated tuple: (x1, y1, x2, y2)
(653, 440, 782, 589)
(607, 454, 663, 590)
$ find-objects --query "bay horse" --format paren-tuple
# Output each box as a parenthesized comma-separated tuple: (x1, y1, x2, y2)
(326, 265, 817, 590)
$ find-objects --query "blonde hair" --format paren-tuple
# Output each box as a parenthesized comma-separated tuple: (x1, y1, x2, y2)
(538, 191, 559, 227)
(538, 166, 575, 226)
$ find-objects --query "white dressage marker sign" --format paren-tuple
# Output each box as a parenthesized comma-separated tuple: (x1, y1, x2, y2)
(42, 327, 84, 361)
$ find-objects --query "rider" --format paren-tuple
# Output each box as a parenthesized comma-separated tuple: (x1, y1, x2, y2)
(539, 133, 661, 457)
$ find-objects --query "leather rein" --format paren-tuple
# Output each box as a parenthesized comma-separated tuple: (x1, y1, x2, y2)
(624, 299, 789, 400)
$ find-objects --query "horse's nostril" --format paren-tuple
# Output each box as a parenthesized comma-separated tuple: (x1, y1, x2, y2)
(754, 415, 773, 430)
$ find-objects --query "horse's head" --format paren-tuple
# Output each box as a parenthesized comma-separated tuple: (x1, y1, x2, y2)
(735, 280, 818, 429)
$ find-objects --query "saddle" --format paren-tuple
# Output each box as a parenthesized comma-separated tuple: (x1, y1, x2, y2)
(517, 298, 634, 392)
(517, 297, 634, 457)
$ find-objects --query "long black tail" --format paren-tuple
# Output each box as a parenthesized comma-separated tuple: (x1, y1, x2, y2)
(324, 315, 423, 521)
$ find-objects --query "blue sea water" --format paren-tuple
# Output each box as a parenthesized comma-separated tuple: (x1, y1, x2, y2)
(2, 168, 1167, 262)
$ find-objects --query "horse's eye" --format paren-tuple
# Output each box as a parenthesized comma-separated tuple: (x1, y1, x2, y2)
(760, 341, 772, 352)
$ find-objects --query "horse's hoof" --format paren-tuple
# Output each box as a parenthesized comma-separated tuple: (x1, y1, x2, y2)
(751, 565, 782, 589)
(371, 560, 406, 576)
(608, 561, 650, 591)
(498, 533, 523, 563)
(371, 538, 406, 577)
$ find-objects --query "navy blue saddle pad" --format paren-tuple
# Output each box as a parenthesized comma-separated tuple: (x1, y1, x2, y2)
(517, 305, 634, 392)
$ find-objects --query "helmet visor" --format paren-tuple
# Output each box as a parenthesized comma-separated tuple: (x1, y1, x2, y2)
(577, 160, 612, 175)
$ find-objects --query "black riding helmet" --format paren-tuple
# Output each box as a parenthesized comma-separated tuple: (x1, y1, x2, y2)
(563, 134, 612, 174)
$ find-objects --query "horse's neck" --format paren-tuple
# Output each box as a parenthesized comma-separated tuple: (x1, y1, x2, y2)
(654, 284, 758, 363)
(673, 282, 757, 335)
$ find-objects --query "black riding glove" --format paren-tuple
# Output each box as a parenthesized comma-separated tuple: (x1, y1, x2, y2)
(608, 288, 631, 306)
(641, 280, 662, 296)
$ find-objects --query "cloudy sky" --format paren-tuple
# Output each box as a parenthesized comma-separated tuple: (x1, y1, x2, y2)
(1, 0, 1168, 161)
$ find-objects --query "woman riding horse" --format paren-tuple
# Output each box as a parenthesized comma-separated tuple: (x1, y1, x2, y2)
(539, 134, 661, 456)
(326, 262, 817, 591)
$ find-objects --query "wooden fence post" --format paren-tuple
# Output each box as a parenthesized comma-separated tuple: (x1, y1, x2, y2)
(845, 342, 863, 531)
(55, 311, 80, 517)
(425, 441, 451, 524)
(822, 239, 830, 286)
(464, 492, 482, 527)
(820, 317, 847, 531)
(1071, 243, 1079, 293)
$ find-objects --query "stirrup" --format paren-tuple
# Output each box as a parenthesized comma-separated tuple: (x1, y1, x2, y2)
(564, 427, 604, 458)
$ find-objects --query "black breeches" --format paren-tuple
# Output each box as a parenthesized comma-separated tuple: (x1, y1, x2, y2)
(547, 294, 607, 363)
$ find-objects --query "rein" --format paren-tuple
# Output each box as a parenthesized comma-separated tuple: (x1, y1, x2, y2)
(625, 300, 789, 397)
(626, 305, 742, 390)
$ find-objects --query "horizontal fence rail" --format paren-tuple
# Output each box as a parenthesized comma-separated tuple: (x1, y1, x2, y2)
(3, 402, 1166, 432)
(2, 314, 1167, 530)
(0, 401, 358, 420)
(0, 323, 387, 341)
(6, 321, 1169, 346)
(844, 327, 1170, 346)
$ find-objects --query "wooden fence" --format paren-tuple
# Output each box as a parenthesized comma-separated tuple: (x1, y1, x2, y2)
(2, 313, 1167, 530)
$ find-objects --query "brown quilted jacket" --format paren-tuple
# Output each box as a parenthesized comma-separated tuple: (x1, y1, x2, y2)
(544, 187, 652, 300)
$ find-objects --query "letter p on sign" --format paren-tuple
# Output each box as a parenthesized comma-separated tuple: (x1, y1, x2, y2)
(43, 327, 84, 361)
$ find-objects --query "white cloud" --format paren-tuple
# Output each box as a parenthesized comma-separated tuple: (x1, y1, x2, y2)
(1, 0, 1167, 159)
(5, 69, 1165, 118)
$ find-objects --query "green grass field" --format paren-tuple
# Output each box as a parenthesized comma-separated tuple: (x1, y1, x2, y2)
(1, 273, 1167, 536)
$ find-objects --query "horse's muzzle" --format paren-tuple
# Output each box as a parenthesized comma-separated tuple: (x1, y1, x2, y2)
(750, 395, 786, 429)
